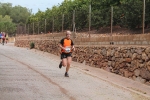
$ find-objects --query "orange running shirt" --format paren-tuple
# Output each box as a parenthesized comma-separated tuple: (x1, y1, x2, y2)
(60, 38, 74, 53)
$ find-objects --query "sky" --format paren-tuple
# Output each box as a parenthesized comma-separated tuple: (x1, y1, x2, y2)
(0, 0, 64, 13)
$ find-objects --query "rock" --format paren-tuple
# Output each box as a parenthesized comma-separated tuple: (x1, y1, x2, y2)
(137, 55, 142, 60)
(129, 60, 139, 71)
(147, 65, 150, 72)
(139, 64, 145, 68)
(123, 70, 133, 78)
(108, 61, 112, 66)
(136, 49, 142, 55)
(126, 63, 131, 67)
(145, 47, 150, 55)
(132, 53, 137, 60)
(119, 62, 126, 68)
(103, 67, 112, 72)
(134, 69, 140, 77)
(140, 68, 150, 80)
(119, 58, 125, 63)
(107, 49, 111, 57)
(115, 51, 120, 57)
(133, 76, 146, 84)
(142, 53, 149, 61)
(111, 62, 115, 67)
(111, 49, 115, 56)
(125, 58, 132, 63)
(101, 48, 107, 56)
(145, 82, 150, 86)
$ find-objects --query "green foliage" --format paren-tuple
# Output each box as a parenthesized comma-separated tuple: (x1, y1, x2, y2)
(30, 42, 35, 49)
(1, 0, 150, 34)
(27, 0, 149, 31)
(10, 5, 32, 24)
(0, 2, 32, 36)
(0, 15, 16, 35)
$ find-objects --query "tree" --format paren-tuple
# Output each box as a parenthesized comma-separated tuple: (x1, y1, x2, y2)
(0, 15, 16, 36)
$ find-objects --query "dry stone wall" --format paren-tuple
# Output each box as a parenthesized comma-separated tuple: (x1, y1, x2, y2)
(15, 39, 150, 85)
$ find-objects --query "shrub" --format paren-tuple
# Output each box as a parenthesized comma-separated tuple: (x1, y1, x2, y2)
(30, 42, 35, 49)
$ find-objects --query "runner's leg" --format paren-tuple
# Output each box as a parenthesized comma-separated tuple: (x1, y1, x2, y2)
(62, 58, 67, 67)
(66, 56, 72, 73)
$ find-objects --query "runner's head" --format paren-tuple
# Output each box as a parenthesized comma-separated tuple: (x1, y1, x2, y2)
(66, 31, 71, 39)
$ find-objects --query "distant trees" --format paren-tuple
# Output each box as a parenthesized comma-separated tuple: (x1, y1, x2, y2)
(1, 0, 150, 35)
(0, 2, 31, 36)
(0, 15, 16, 35)
(27, 0, 150, 33)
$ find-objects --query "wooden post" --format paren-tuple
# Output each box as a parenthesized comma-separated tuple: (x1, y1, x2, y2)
(73, 10, 75, 32)
(25, 24, 26, 35)
(62, 14, 64, 33)
(89, 4, 91, 38)
(52, 18, 54, 34)
(111, 6, 113, 35)
(72, 10, 76, 39)
(33, 22, 34, 35)
(110, 6, 113, 45)
(143, 0, 145, 34)
(45, 19, 46, 34)
(28, 24, 29, 35)
(38, 22, 39, 34)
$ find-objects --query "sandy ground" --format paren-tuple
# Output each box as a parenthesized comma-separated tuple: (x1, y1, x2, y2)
(0, 43, 150, 100)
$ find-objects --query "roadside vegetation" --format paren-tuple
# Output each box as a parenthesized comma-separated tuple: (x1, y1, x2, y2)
(0, 0, 150, 36)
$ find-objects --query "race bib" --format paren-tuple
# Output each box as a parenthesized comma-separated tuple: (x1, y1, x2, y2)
(65, 47, 71, 53)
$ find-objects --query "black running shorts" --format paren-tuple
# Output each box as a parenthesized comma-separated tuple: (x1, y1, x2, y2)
(61, 52, 72, 59)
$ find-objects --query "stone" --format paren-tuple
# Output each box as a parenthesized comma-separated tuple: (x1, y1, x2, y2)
(123, 70, 133, 78)
(147, 62, 150, 71)
(142, 53, 149, 61)
(139, 64, 145, 68)
(103, 67, 112, 72)
(108, 61, 112, 66)
(134, 69, 140, 77)
(111, 56, 115, 61)
(140, 68, 150, 80)
(145, 47, 150, 55)
(132, 53, 137, 60)
(145, 82, 150, 86)
(133, 76, 146, 84)
(111, 62, 115, 68)
(129, 60, 139, 71)
(115, 51, 120, 57)
(125, 58, 132, 63)
(136, 49, 142, 55)
(107, 49, 111, 57)
(137, 55, 142, 60)
(126, 63, 131, 67)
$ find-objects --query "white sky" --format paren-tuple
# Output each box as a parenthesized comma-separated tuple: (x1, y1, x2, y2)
(0, 0, 64, 13)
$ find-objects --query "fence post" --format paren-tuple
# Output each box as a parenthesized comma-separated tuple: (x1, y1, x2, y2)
(28, 24, 29, 35)
(72, 10, 76, 39)
(62, 14, 64, 33)
(38, 22, 39, 34)
(111, 6, 113, 35)
(33, 22, 34, 35)
(89, 4, 91, 38)
(45, 19, 46, 34)
(25, 24, 26, 35)
(53, 18, 54, 34)
(110, 6, 114, 45)
(143, 0, 145, 34)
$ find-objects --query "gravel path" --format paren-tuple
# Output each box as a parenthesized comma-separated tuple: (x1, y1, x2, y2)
(0, 43, 150, 100)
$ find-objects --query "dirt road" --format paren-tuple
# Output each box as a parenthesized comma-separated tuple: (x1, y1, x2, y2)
(0, 43, 150, 100)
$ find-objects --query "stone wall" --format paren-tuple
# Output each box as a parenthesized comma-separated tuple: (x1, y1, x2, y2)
(15, 39, 150, 85)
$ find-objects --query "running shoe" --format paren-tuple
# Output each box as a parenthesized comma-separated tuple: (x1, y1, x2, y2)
(59, 61, 62, 69)
(65, 72, 69, 77)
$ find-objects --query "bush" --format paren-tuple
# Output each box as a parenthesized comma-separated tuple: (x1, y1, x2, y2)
(30, 42, 35, 49)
